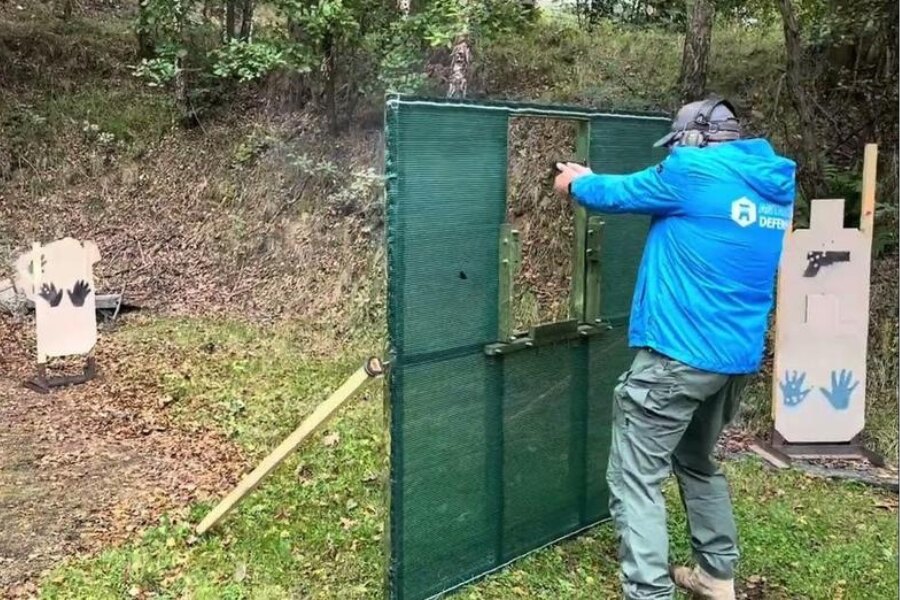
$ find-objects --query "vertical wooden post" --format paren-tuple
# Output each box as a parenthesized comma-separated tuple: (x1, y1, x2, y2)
(498, 224, 520, 341)
(569, 120, 592, 322)
(32, 242, 46, 366)
(583, 216, 604, 323)
(859, 143, 878, 235)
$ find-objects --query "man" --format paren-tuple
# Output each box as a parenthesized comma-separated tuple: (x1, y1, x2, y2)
(554, 98, 796, 600)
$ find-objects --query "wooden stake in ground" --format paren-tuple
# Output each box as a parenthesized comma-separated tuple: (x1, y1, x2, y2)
(196, 357, 386, 535)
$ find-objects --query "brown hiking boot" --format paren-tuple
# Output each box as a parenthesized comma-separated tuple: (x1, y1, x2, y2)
(670, 565, 736, 600)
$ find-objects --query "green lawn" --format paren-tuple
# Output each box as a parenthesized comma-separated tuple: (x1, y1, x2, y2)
(40, 318, 898, 599)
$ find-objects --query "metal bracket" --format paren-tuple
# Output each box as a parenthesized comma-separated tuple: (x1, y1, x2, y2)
(569, 205, 587, 321)
(583, 216, 604, 324)
(751, 428, 886, 468)
(24, 357, 97, 394)
(497, 224, 521, 342)
(484, 321, 610, 356)
(492, 118, 604, 354)
(364, 356, 386, 377)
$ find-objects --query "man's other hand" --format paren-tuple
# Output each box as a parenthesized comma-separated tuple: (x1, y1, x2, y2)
(554, 162, 592, 197)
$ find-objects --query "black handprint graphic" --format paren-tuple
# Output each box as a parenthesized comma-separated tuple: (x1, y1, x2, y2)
(38, 283, 63, 307)
(67, 280, 92, 307)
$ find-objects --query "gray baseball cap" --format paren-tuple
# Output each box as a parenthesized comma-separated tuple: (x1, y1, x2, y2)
(653, 98, 742, 148)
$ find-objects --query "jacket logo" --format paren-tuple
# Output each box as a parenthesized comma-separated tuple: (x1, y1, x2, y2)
(731, 197, 757, 227)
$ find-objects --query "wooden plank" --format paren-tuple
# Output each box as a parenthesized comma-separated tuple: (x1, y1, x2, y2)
(498, 224, 512, 341)
(583, 216, 603, 323)
(575, 120, 590, 160)
(859, 143, 878, 235)
(748, 441, 791, 470)
(497, 225, 520, 341)
(32, 242, 45, 365)
(568, 120, 591, 322)
(770, 215, 794, 419)
(569, 205, 587, 321)
(196, 362, 380, 535)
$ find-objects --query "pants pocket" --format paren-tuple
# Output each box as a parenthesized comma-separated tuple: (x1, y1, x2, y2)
(623, 364, 675, 415)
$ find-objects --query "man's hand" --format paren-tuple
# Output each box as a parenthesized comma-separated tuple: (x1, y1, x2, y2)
(554, 162, 592, 197)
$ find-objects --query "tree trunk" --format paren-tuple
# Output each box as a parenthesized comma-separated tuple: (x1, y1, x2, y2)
(324, 35, 339, 133)
(239, 0, 253, 40)
(225, 0, 236, 41)
(446, 0, 471, 99)
(447, 34, 471, 99)
(777, 0, 825, 200)
(447, 36, 471, 98)
(137, 0, 154, 58)
(175, 58, 189, 116)
(679, 0, 715, 102)
(167, 0, 194, 128)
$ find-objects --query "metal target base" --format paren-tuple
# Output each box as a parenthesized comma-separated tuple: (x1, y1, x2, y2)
(751, 428, 885, 469)
(24, 357, 97, 394)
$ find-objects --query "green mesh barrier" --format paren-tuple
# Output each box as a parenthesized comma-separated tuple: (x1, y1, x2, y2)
(589, 117, 669, 324)
(385, 98, 669, 600)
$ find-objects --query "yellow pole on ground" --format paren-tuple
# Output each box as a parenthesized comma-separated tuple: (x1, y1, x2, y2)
(196, 357, 385, 535)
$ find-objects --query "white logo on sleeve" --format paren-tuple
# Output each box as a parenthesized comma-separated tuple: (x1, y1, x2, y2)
(731, 197, 757, 227)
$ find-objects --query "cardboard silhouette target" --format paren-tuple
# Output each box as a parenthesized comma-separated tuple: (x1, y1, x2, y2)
(14, 237, 101, 392)
(769, 144, 880, 461)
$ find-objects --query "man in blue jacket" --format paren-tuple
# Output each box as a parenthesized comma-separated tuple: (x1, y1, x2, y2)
(554, 98, 796, 600)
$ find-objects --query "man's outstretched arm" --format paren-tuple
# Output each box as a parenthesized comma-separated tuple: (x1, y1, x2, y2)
(554, 161, 682, 216)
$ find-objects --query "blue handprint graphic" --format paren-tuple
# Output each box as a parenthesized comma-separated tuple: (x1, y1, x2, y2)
(780, 370, 811, 408)
(820, 369, 859, 411)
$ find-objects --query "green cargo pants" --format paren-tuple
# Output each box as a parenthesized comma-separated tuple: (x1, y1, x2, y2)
(607, 348, 749, 600)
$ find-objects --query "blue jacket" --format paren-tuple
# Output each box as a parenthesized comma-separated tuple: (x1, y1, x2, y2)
(571, 139, 796, 374)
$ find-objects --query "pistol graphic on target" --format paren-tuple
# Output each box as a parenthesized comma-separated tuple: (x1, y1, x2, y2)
(804, 250, 850, 277)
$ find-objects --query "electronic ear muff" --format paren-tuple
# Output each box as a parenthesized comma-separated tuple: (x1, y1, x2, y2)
(680, 129, 707, 147)
(675, 97, 741, 147)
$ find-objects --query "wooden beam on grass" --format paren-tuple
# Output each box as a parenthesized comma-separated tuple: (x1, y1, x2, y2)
(196, 357, 385, 535)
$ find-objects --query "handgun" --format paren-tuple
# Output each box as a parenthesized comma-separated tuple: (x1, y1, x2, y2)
(804, 250, 850, 277)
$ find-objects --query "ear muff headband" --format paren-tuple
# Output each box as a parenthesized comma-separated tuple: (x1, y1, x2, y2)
(696, 98, 741, 132)
(679, 98, 741, 147)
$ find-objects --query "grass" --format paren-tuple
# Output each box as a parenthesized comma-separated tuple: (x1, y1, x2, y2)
(1, 7, 894, 598)
(46, 87, 176, 145)
(39, 317, 898, 600)
(1, 86, 176, 160)
(0, 7, 176, 183)
(478, 18, 784, 116)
